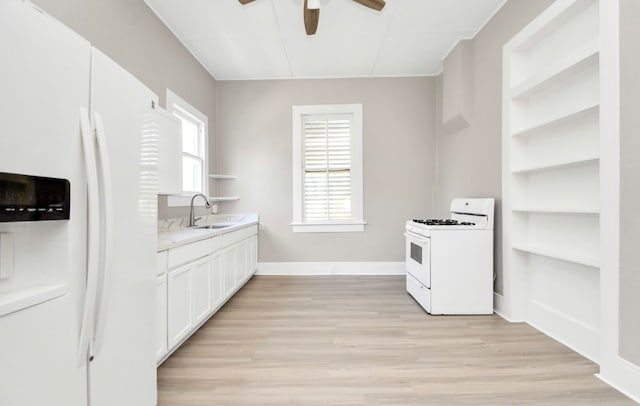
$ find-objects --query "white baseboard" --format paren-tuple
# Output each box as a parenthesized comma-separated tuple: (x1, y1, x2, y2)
(256, 261, 405, 276)
(597, 356, 640, 403)
(493, 292, 513, 321)
(526, 299, 600, 363)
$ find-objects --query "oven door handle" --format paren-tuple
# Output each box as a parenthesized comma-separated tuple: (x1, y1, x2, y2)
(404, 232, 430, 245)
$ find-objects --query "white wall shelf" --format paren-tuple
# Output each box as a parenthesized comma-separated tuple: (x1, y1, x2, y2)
(208, 175, 238, 202)
(512, 207, 599, 215)
(209, 174, 237, 180)
(511, 39, 599, 99)
(511, 103, 599, 138)
(208, 196, 240, 202)
(512, 156, 599, 175)
(512, 243, 599, 268)
(502, 0, 601, 362)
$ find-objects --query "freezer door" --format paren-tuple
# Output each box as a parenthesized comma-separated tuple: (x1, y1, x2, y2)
(0, 1, 91, 405)
(88, 49, 159, 406)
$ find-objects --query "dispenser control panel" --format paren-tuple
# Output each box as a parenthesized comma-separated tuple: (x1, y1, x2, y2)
(0, 172, 70, 222)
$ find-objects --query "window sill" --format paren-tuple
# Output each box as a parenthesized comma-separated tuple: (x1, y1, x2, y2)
(290, 222, 366, 233)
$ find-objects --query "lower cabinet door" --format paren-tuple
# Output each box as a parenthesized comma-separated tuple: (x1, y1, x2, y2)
(235, 242, 246, 284)
(167, 263, 194, 349)
(192, 256, 212, 325)
(155, 274, 168, 362)
(223, 246, 236, 297)
(249, 235, 258, 275)
(211, 251, 223, 309)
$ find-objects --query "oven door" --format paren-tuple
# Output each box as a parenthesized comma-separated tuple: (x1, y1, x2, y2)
(404, 231, 430, 288)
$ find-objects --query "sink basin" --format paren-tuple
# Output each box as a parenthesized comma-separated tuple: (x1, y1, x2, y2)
(193, 224, 233, 230)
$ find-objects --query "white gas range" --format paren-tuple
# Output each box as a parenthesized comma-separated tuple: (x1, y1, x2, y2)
(405, 198, 495, 315)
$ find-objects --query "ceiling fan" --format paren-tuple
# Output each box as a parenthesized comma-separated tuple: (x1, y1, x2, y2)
(238, 0, 386, 35)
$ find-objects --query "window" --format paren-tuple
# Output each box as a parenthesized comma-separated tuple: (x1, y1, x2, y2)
(292, 104, 364, 233)
(166, 90, 208, 205)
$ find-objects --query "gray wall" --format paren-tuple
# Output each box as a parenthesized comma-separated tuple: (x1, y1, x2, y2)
(619, 0, 640, 367)
(30, 0, 217, 220)
(215, 78, 436, 262)
(434, 0, 555, 294)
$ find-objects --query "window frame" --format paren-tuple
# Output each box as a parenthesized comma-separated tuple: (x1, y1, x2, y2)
(291, 104, 365, 233)
(166, 89, 209, 207)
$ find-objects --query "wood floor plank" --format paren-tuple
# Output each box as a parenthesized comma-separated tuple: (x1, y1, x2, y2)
(158, 276, 633, 405)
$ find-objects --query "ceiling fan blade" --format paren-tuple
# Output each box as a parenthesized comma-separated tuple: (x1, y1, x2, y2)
(352, 0, 385, 11)
(238, 0, 255, 4)
(303, 0, 319, 35)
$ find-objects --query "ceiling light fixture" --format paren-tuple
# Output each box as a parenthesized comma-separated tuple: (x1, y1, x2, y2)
(239, 0, 385, 36)
(307, 0, 321, 10)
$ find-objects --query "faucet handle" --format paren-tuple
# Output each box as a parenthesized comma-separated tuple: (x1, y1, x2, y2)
(193, 216, 203, 225)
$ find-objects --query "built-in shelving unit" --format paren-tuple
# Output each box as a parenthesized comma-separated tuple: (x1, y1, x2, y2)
(512, 207, 599, 215)
(512, 242, 599, 268)
(510, 39, 599, 99)
(208, 196, 240, 202)
(208, 174, 238, 202)
(502, 0, 601, 362)
(511, 102, 599, 137)
(511, 155, 599, 175)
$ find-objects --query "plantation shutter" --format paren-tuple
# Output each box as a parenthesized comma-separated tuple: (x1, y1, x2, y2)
(302, 114, 352, 222)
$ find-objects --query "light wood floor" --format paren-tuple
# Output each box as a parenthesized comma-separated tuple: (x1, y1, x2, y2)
(158, 276, 632, 405)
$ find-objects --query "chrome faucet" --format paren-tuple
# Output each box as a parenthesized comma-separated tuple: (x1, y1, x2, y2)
(189, 193, 211, 227)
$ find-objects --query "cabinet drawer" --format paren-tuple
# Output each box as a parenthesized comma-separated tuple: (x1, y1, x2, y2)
(168, 238, 211, 269)
(222, 229, 245, 247)
(222, 225, 258, 247)
(157, 251, 168, 276)
(245, 224, 258, 237)
(209, 235, 222, 253)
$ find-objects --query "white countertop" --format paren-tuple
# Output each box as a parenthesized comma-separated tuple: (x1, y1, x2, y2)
(157, 213, 258, 252)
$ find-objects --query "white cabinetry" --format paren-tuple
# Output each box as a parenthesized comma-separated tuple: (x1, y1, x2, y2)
(223, 245, 237, 298)
(211, 251, 224, 309)
(502, 0, 601, 362)
(249, 235, 258, 275)
(156, 223, 259, 364)
(155, 274, 167, 362)
(167, 263, 194, 349)
(192, 257, 212, 325)
(167, 256, 212, 349)
(154, 107, 182, 195)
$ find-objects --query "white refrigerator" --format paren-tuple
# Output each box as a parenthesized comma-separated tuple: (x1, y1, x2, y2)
(0, 1, 158, 405)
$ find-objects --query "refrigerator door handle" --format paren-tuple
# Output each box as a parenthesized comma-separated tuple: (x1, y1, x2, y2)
(90, 111, 114, 358)
(77, 107, 101, 366)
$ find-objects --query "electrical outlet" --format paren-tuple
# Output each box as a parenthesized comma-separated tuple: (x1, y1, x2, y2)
(211, 204, 218, 214)
(259, 222, 265, 230)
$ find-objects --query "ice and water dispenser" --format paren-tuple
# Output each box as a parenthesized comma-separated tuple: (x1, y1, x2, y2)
(0, 172, 70, 284)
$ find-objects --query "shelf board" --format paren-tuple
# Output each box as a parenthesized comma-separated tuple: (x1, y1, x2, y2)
(512, 207, 600, 215)
(511, 39, 599, 99)
(512, 243, 599, 268)
(512, 155, 599, 175)
(208, 196, 240, 202)
(209, 174, 238, 180)
(512, 103, 599, 138)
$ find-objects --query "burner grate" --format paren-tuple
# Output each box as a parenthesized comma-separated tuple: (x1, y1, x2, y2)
(412, 219, 475, 226)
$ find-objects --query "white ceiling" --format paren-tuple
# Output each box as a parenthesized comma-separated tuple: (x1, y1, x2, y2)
(144, 0, 506, 81)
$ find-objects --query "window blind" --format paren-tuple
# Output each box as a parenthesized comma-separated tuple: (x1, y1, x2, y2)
(302, 114, 352, 222)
